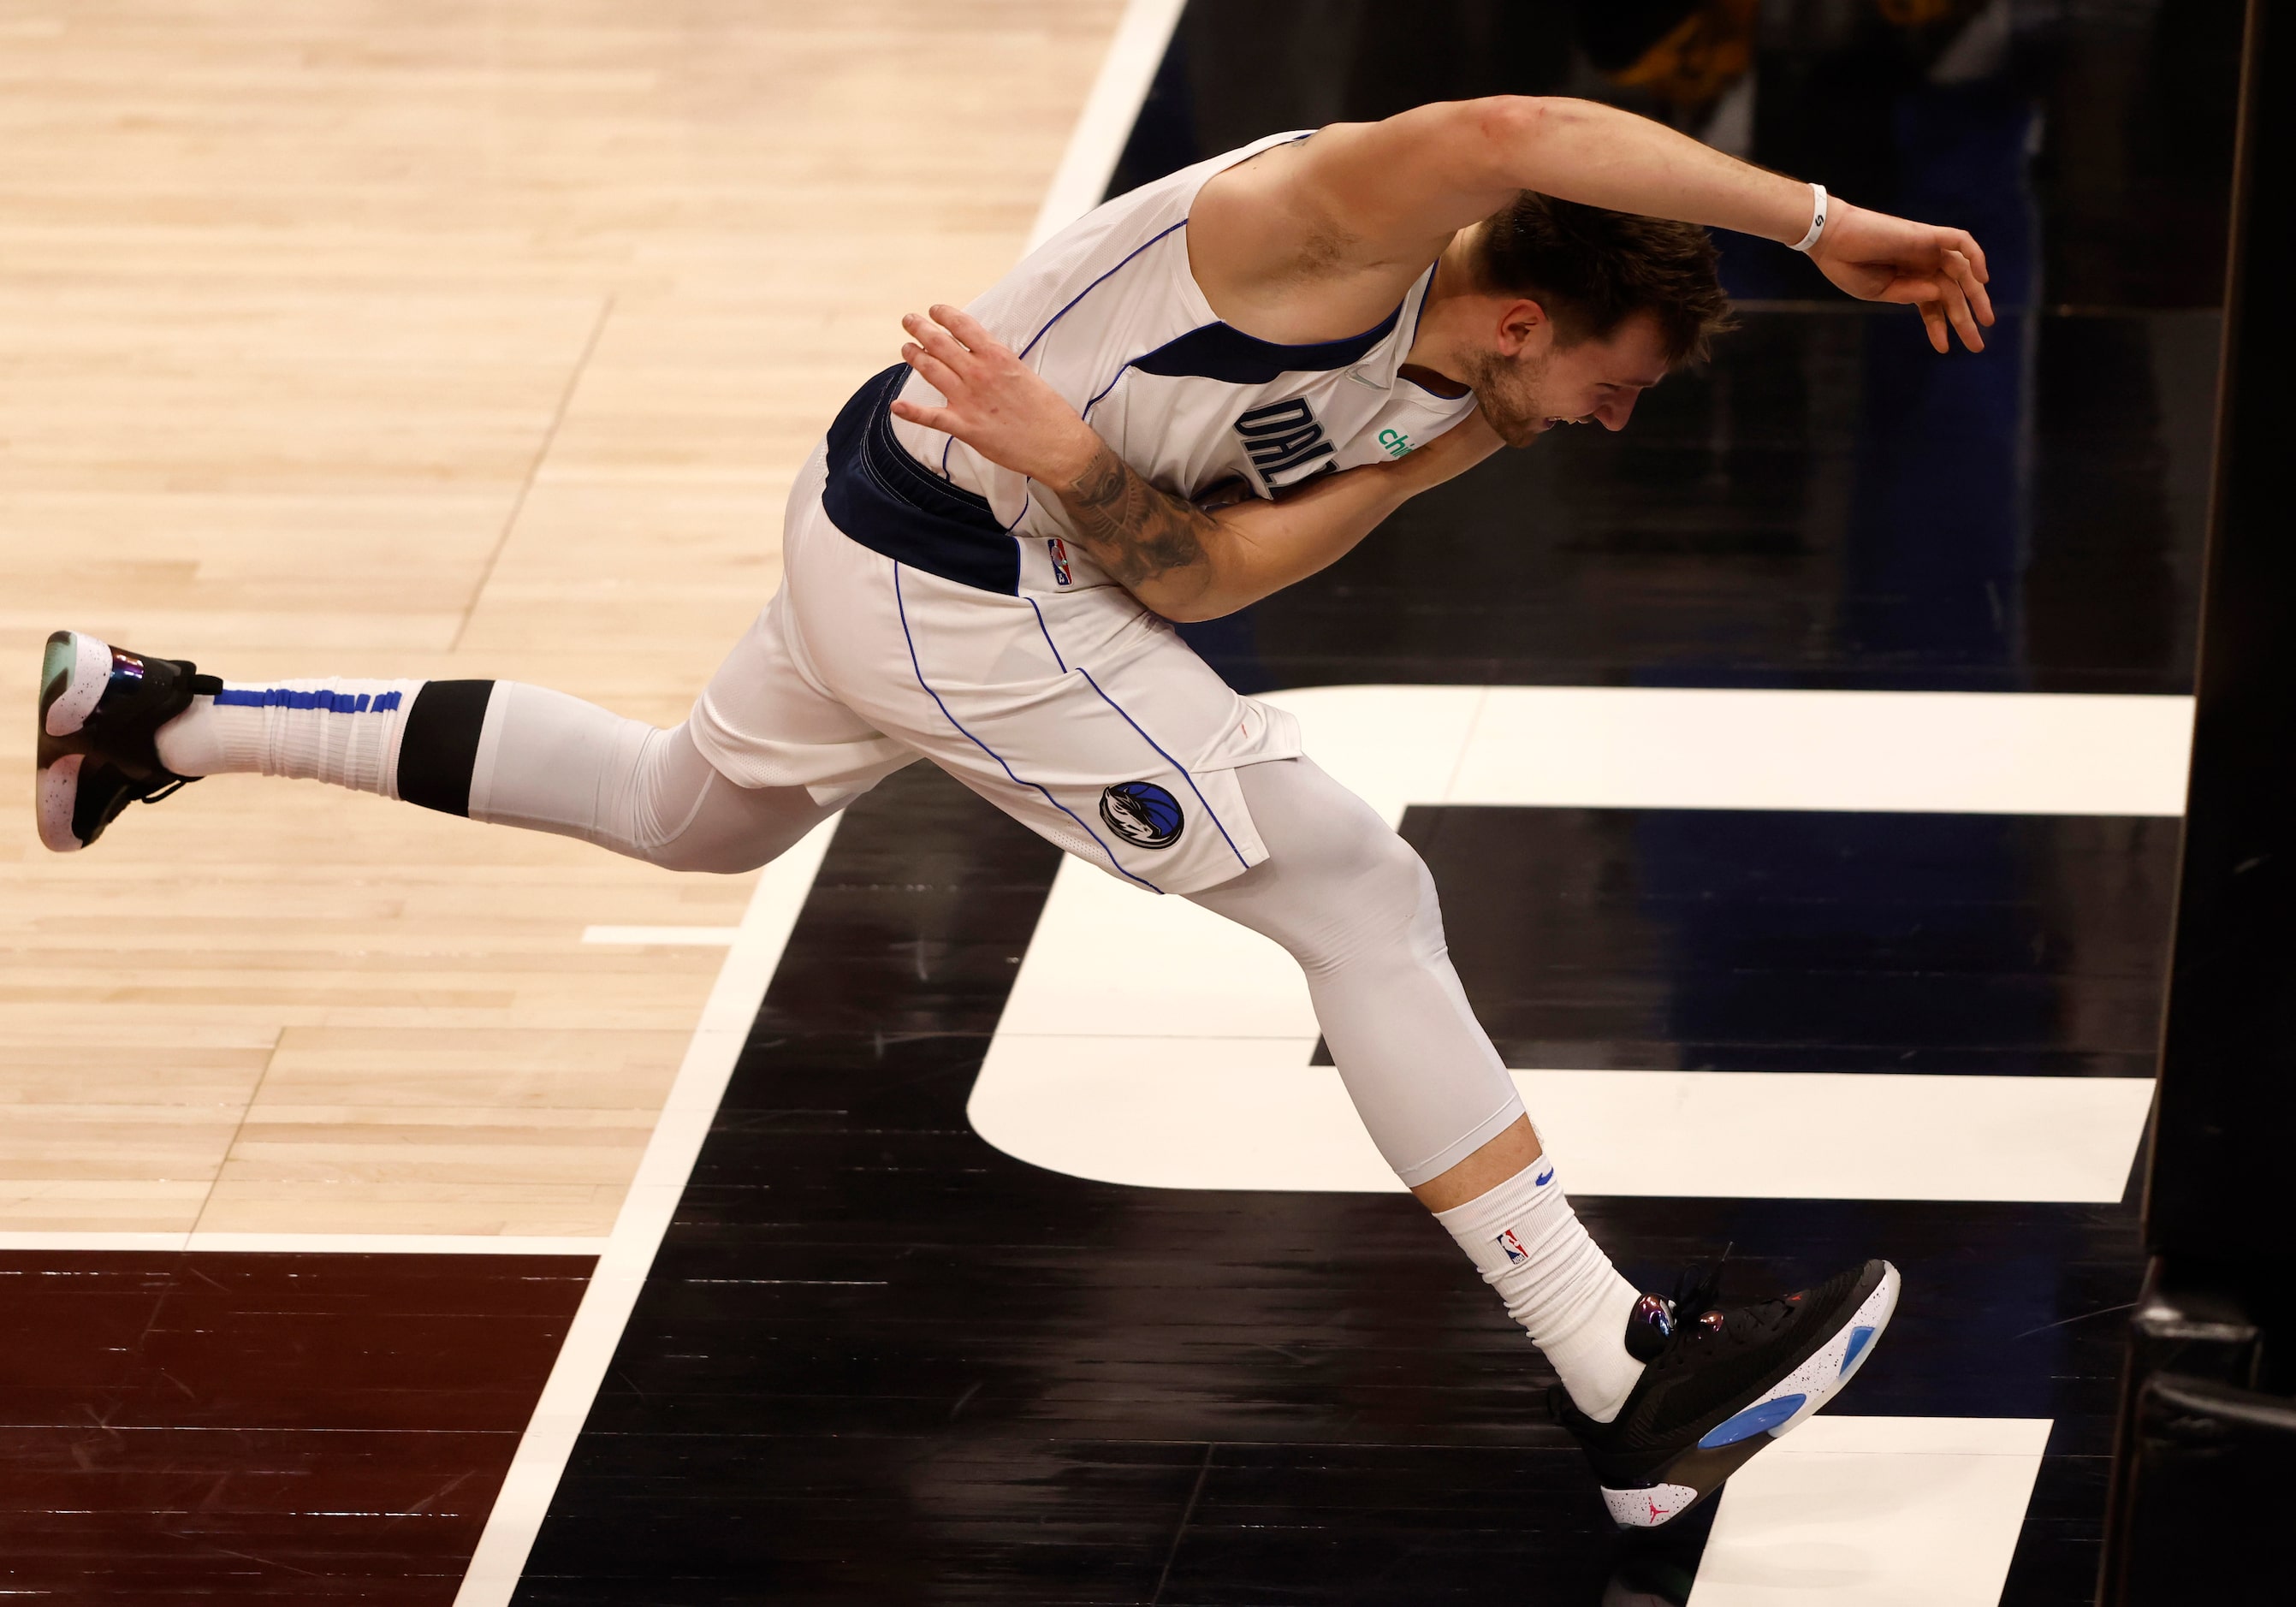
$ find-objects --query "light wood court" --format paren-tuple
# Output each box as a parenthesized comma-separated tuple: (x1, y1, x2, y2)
(0, 1, 1122, 1236)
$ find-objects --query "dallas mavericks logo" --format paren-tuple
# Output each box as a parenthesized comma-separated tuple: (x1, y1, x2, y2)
(1098, 780, 1184, 850)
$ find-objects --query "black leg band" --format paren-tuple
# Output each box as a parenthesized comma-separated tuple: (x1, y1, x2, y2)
(396, 679, 495, 817)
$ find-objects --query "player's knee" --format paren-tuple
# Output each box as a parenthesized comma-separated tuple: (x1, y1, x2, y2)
(1279, 826, 1438, 974)
(628, 764, 833, 875)
(637, 835, 779, 875)
(1347, 826, 1439, 933)
(630, 792, 788, 874)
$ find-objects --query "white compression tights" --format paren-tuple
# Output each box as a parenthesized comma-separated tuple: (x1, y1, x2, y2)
(465, 685, 837, 873)
(1188, 757, 1528, 1189)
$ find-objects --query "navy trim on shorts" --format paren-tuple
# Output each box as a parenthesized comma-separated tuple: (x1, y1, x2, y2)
(893, 566, 1161, 894)
(1026, 602, 1250, 874)
(1073, 667, 1251, 872)
(1024, 597, 1069, 673)
(823, 366, 1020, 595)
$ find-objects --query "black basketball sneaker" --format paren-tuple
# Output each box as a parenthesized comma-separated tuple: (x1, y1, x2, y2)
(1555, 1257, 1900, 1529)
(36, 630, 214, 853)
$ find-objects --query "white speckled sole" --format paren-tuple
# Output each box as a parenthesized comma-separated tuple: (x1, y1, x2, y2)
(36, 751, 84, 853)
(36, 631, 116, 853)
(1601, 1260, 1901, 1530)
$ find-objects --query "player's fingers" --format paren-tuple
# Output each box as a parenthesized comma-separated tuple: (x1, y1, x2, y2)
(899, 341, 964, 400)
(887, 398, 952, 433)
(1946, 227, 1990, 285)
(1946, 250, 1996, 328)
(1939, 276, 1984, 353)
(903, 311, 976, 376)
(1917, 297, 1949, 354)
(932, 304, 1007, 359)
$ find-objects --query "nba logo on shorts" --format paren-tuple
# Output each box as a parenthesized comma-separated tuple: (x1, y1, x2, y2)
(1497, 1229, 1528, 1266)
(1047, 537, 1073, 586)
(1098, 780, 1184, 850)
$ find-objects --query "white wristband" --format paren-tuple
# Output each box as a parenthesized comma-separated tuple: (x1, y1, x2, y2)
(1789, 183, 1829, 253)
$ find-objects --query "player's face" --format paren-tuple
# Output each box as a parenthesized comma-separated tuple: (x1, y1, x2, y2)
(1469, 309, 1673, 448)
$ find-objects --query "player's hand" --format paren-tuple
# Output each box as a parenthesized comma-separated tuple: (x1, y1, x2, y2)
(890, 305, 1103, 487)
(1807, 202, 1995, 354)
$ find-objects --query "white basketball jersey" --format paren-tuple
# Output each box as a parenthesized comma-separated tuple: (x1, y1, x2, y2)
(886, 132, 1476, 593)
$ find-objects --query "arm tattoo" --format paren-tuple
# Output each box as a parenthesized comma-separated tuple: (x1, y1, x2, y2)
(1054, 445, 1218, 592)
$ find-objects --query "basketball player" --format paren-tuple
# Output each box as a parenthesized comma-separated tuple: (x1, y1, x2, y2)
(38, 97, 1991, 1528)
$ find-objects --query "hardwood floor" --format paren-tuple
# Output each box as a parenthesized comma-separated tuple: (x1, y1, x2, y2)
(0, 1, 1122, 1236)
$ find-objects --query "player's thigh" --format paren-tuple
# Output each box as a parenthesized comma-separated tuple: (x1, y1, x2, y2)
(798, 554, 1298, 897)
(685, 587, 918, 809)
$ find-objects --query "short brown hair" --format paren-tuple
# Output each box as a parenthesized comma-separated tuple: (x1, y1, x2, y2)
(1470, 192, 1735, 365)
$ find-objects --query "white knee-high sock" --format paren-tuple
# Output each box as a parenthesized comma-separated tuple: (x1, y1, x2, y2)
(1434, 1155, 1646, 1422)
(155, 679, 426, 797)
(150, 675, 785, 872)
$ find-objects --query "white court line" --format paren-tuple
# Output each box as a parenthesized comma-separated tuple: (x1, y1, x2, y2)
(1025, 0, 1188, 252)
(1284, 684, 2192, 823)
(453, 816, 838, 1605)
(0, 1231, 608, 1254)
(1689, 1416, 2053, 1606)
(582, 925, 741, 946)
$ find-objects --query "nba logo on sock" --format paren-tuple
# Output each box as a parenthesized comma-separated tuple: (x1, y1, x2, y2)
(1497, 1228, 1528, 1265)
(1047, 537, 1073, 586)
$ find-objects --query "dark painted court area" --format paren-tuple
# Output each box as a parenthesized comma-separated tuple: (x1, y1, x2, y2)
(0, 1254, 590, 1600)
(1403, 806, 2178, 1077)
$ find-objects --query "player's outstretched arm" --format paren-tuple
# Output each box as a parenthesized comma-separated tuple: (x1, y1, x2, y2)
(1193, 98, 1994, 354)
(890, 305, 1498, 621)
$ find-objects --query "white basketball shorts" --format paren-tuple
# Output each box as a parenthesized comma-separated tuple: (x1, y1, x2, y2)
(687, 436, 1300, 896)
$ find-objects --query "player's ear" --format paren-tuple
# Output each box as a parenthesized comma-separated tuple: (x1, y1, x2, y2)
(1494, 298, 1550, 359)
